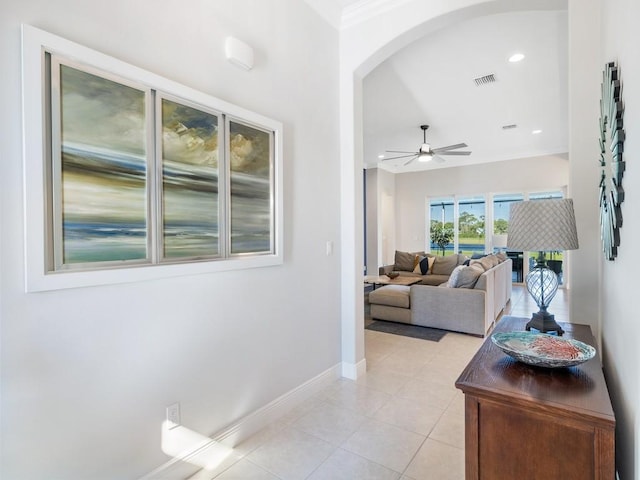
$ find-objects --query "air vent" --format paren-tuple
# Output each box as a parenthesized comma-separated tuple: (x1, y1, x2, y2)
(502, 124, 518, 130)
(474, 74, 496, 86)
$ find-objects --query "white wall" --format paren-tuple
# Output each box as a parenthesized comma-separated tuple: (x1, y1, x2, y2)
(0, 1, 341, 479)
(599, 0, 640, 477)
(365, 168, 396, 274)
(392, 155, 569, 252)
(567, 0, 603, 338)
(379, 169, 397, 267)
(365, 168, 379, 274)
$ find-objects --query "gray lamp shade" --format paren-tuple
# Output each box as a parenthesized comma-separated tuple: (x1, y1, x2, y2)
(507, 199, 579, 252)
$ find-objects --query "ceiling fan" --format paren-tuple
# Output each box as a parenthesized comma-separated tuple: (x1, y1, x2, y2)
(382, 125, 471, 166)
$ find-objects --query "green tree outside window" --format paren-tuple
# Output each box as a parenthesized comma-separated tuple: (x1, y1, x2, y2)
(431, 227, 454, 256)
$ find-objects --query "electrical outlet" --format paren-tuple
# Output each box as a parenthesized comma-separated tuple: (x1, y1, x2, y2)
(166, 402, 180, 428)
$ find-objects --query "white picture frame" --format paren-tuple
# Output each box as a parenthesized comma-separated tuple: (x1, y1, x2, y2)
(22, 25, 283, 292)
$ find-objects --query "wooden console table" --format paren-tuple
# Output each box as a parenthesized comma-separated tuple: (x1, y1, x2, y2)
(455, 316, 615, 479)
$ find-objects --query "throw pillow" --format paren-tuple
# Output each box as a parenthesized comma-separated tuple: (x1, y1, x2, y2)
(455, 264, 484, 288)
(413, 255, 424, 273)
(447, 265, 465, 288)
(478, 256, 494, 271)
(496, 252, 507, 262)
(469, 258, 486, 271)
(415, 256, 433, 274)
(426, 256, 436, 273)
(394, 250, 415, 271)
(431, 255, 459, 275)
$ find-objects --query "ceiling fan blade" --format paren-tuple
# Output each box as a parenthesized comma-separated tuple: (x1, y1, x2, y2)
(432, 143, 467, 152)
(403, 156, 418, 166)
(437, 151, 472, 156)
(386, 150, 417, 154)
(382, 153, 419, 161)
(433, 155, 446, 164)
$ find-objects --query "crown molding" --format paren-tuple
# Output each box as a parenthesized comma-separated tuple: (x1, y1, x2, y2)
(341, 0, 414, 29)
(303, 0, 413, 30)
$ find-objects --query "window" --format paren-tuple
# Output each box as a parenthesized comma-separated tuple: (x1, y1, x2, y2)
(493, 193, 524, 281)
(492, 193, 524, 236)
(428, 196, 485, 256)
(429, 198, 454, 255)
(458, 196, 485, 257)
(426, 190, 566, 286)
(22, 25, 283, 291)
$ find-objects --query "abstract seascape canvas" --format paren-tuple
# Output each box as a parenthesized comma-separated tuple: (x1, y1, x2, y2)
(161, 98, 220, 259)
(59, 64, 149, 265)
(229, 120, 273, 254)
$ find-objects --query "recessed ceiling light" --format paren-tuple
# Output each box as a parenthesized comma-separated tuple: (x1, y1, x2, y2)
(532, 129, 542, 134)
(378, 154, 385, 159)
(508, 53, 525, 63)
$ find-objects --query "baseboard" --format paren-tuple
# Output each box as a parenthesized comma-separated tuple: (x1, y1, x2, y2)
(212, 363, 342, 447)
(138, 363, 342, 479)
(341, 358, 367, 380)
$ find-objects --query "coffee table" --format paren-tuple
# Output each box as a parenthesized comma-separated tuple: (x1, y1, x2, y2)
(364, 275, 422, 289)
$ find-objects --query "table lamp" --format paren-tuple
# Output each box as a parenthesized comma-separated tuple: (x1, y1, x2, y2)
(507, 199, 579, 335)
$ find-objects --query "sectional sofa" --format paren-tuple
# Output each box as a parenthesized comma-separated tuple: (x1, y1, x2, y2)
(378, 250, 469, 286)
(370, 251, 512, 336)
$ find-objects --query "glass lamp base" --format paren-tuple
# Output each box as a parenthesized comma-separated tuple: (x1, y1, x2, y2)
(525, 259, 563, 335)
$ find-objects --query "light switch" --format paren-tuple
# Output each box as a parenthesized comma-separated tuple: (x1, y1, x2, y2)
(326, 241, 333, 256)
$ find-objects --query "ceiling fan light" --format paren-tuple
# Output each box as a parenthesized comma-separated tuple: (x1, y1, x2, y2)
(418, 152, 433, 162)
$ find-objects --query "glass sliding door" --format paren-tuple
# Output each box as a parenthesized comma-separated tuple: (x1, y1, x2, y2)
(425, 191, 566, 285)
(429, 198, 454, 255)
(458, 196, 485, 257)
(493, 193, 524, 282)
(493, 193, 524, 236)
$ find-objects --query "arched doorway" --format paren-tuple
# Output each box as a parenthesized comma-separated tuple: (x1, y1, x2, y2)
(339, 0, 568, 378)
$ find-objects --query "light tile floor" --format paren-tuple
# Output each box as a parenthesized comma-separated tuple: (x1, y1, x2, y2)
(191, 285, 568, 480)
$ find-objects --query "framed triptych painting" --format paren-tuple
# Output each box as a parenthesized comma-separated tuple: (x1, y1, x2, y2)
(22, 25, 283, 292)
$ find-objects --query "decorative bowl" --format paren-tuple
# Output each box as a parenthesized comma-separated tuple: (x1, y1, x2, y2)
(386, 271, 399, 279)
(491, 331, 596, 368)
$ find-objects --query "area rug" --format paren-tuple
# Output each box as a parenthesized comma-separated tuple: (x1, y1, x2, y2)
(365, 319, 447, 342)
